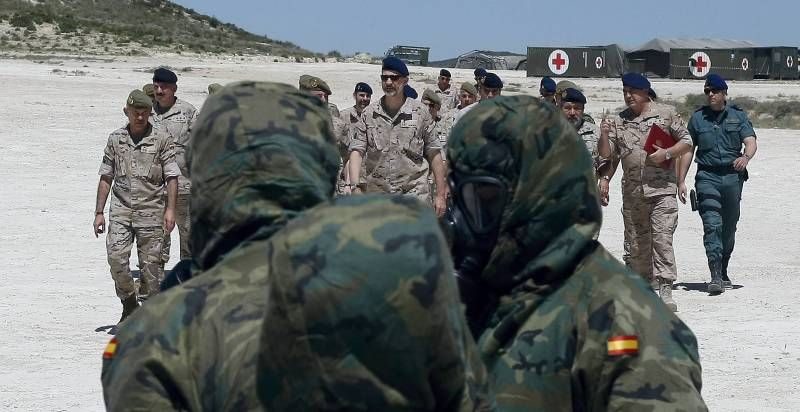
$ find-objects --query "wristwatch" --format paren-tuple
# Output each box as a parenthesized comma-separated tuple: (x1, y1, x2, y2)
(665, 150, 672, 161)
(602, 175, 611, 181)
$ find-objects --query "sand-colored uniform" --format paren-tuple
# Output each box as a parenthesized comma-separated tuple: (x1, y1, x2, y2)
(99, 125, 180, 299)
(577, 119, 604, 176)
(349, 97, 439, 203)
(435, 86, 460, 110)
(152, 98, 197, 263)
(607, 102, 692, 282)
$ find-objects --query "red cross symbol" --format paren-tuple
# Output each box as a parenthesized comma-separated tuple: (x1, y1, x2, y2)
(695, 55, 708, 73)
(552, 53, 566, 70)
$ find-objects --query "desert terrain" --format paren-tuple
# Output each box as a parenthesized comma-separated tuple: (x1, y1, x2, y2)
(0, 55, 798, 410)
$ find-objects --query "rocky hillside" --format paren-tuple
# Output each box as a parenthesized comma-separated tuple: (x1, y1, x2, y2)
(0, 0, 316, 56)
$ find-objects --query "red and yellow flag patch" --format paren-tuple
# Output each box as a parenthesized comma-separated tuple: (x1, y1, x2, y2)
(103, 338, 118, 360)
(607, 335, 639, 356)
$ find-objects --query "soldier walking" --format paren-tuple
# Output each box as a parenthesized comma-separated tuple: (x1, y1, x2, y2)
(93, 90, 179, 322)
(598, 73, 693, 311)
(679, 73, 757, 294)
(150, 68, 197, 267)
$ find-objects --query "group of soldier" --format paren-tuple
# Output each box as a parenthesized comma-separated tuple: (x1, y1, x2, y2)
(93, 57, 757, 410)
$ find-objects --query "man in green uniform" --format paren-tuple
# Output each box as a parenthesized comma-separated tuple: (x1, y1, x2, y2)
(101, 82, 492, 411)
(445, 95, 706, 410)
(679, 73, 757, 294)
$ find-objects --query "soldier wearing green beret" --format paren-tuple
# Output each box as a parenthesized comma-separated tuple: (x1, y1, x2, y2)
(454, 82, 479, 124)
(141, 84, 155, 104)
(93, 90, 180, 323)
(207, 83, 223, 95)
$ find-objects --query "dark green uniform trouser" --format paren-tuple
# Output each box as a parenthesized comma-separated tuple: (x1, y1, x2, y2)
(695, 168, 745, 273)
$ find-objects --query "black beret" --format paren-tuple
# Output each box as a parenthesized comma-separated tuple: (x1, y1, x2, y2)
(561, 88, 586, 104)
(439, 69, 451, 78)
(704, 73, 728, 90)
(354, 82, 373, 95)
(153, 67, 178, 84)
(540, 77, 556, 93)
(382, 56, 409, 76)
(482, 72, 503, 89)
(404, 84, 418, 99)
(474, 67, 487, 77)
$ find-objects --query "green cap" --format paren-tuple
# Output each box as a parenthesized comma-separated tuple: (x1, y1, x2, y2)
(142, 84, 155, 98)
(460, 82, 478, 97)
(127, 89, 153, 109)
(421, 88, 441, 106)
(556, 80, 582, 94)
(208, 83, 223, 95)
(299, 74, 332, 95)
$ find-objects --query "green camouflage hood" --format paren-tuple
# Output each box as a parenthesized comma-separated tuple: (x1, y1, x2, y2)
(188, 81, 340, 270)
(257, 195, 492, 411)
(447, 95, 602, 292)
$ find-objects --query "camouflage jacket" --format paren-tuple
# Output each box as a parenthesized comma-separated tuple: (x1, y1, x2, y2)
(349, 96, 439, 197)
(98, 124, 180, 227)
(435, 85, 460, 110)
(152, 97, 198, 194)
(607, 102, 692, 198)
(448, 96, 707, 411)
(576, 119, 606, 176)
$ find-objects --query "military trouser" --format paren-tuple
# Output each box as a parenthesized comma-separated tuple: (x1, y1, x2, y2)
(106, 220, 165, 300)
(161, 193, 191, 264)
(621, 206, 634, 267)
(623, 194, 679, 282)
(695, 169, 744, 271)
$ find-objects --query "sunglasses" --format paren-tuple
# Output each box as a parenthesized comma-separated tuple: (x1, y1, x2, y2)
(438, 76, 451, 81)
(380, 74, 402, 82)
(704, 88, 724, 95)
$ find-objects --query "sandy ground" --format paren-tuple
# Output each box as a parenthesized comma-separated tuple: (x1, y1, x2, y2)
(0, 55, 798, 410)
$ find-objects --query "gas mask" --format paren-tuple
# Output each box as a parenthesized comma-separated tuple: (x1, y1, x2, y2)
(444, 171, 509, 337)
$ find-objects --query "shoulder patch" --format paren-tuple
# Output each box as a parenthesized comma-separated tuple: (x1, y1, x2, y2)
(103, 337, 118, 360)
(607, 335, 638, 356)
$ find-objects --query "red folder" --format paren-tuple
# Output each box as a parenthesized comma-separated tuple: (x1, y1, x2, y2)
(644, 124, 676, 169)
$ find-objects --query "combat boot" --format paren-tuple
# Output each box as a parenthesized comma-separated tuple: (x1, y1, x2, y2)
(659, 279, 678, 312)
(119, 295, 139, 324)
(708, 261, 724, 294)
(721, 256, 732, 288)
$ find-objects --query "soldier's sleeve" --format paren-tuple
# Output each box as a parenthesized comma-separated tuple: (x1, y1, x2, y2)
(98, 134, 115, 178)
(159, 133, 181, 179)
(101, 303, 197, 411)
(348, 112, 368, 155)
(738, 110, 757, 140)
(607, 117, 621, 157)
(579, 289, 707, 411)
(421, 110, 442, 159)
(668, 108, 693, 146)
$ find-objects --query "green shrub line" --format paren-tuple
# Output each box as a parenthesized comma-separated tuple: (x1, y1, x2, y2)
(660, 94, 800, 129)
(0, 0, 321, 57)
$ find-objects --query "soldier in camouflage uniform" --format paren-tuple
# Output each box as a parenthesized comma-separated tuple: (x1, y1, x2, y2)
(101, 81, 493, 411)
(435, 69, 460, 110)
(348, 57, 449, 216)
(151, 68, 198, 267)
(93, 90, 179, 322)
(445, 95, 706, 411)
(141, 83, 155, 104)
(598, 73, 693, 311)
(337, 82, 372, 195)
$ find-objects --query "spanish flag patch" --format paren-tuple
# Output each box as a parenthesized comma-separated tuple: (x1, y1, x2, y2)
(607, 335, 639, 356)
(103, 338, 118, 360)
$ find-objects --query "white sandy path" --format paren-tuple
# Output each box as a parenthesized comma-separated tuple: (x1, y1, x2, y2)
(0, 56, 798, 410)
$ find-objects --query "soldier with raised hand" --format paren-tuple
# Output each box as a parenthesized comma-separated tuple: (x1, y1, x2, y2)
(348, 57, 449, 216)
(560, 87, 612, 205)
(151, 67, 197, 269)
(93, 89, 179, 323)
(680, 73, 757, 293)
(598, 73, 693, 311)
(101, 82, 492, 411)
(445, 95, 706, 410)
